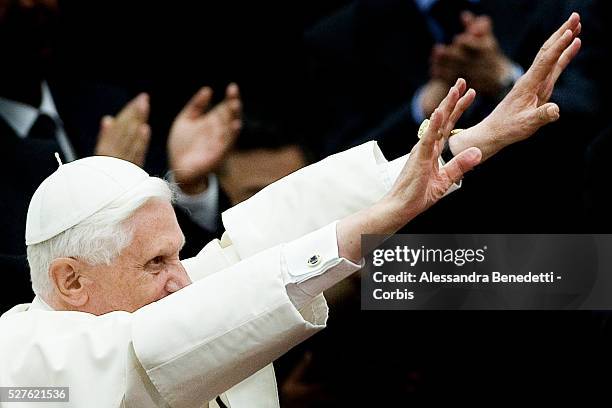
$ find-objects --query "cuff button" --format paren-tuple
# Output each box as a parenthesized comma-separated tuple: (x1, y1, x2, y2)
(307, 254, 321, 267)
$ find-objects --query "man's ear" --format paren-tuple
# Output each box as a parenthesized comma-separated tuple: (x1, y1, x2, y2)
(49, 257, 89, 307)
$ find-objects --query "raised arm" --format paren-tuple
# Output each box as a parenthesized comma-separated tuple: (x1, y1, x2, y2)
(221, 13, 582, 260)
(447, 13, 582, 161)
(337, 82, 482, 261)
(337, 12, 582, 261)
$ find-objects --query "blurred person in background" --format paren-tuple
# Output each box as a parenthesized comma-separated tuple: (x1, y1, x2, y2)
(219, 115, 311, 206)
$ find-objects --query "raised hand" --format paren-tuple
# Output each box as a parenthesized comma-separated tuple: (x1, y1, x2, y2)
(95, 93, 151, 167)
(448, 13, 582, 161)
(387, 79, 481, 223)
(168, 83, 242, 195)
(336, 80, 481, 263)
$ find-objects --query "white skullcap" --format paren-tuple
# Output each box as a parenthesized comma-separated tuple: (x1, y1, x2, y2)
(26, 156, 151, 245)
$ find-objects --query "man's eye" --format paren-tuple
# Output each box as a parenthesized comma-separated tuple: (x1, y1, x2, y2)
(149, 256, 164, 266)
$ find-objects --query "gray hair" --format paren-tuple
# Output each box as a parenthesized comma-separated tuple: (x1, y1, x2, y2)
(27, 177, 174, 297)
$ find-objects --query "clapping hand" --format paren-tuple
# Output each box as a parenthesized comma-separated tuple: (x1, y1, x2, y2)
(168, 83, 242, 195)
(431, 11, 516, 98)
(95, 93, 151, 167)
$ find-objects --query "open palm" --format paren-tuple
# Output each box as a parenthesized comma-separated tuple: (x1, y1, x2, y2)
(388, 79, 482, 221)
(485, 13, 582, 146)
(168, 83, 242, 194)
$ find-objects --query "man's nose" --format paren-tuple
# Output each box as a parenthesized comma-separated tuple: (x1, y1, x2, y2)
(164, 263, 192, 294)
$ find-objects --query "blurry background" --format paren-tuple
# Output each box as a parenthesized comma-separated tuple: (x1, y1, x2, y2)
(2, 0, 612, 404)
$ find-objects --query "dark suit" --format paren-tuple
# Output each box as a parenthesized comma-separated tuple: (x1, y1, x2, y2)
(0, 80, 130, 312)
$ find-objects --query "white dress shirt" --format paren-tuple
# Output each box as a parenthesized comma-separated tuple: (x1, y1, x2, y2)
(0, 81, 76, 161)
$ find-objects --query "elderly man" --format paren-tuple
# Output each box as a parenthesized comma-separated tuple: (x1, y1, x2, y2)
(0, 14, 581, 408)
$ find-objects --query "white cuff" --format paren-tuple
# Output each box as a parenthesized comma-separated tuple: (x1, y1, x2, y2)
(170, 173, 220, 231)
(281, 221, 362, 309)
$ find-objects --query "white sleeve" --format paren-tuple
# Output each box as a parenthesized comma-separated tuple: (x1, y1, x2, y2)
(279, 161, 460, 311)
(281, 221, 362, 310)
(221, 141, 391, 259)
(132, 240, 328, 407)
(222, 141, 461, 261)
(170, 173, 220, 231)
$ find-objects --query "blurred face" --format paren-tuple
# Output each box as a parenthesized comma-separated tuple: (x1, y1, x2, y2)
(76, 199, 191, 315)
(220, 145, 307, 205)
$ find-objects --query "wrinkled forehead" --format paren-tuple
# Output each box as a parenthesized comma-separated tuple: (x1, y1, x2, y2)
(123, 199, 185, 258)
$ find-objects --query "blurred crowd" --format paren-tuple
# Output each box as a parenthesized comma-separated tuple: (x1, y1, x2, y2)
(1, 0, 611, 404)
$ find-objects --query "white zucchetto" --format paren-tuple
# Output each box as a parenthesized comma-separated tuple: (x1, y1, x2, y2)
(25, 156, 150, 245)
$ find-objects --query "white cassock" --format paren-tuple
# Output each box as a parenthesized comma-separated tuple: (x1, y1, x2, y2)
(0, 141, 458, 407)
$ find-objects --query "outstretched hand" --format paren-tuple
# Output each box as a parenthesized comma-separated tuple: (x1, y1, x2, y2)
(449, 13, 582, 160)
(387, 78, 481, 224)
(336, 80, 480, 263)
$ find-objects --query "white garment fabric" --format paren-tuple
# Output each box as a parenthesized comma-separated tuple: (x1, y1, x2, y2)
(0, 141, 460, 407)
(169, 149, 411, 235)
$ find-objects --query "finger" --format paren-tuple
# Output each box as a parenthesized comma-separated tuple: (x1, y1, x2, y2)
(441, 147, 482, 185)
(227, 98, 242, 119)
(225, 82, 240, 100)
(524, 29, 575, 88)
(119, 93, 149, 122)
(181, 86, 213, 118)
(212, 97, 242, 125)
(132, 124, 151, 167)
(524, 13, 580, 86)
(418, 108, 444, 158)
(460, 11, 476, 29)
(224, 83, 242, 119)
(531, 102, 560, 127)
(541, 12, 580, 51)
(455, 77, 467, 96)
(100, 115, 114, 132)
(134, 93, 150, 121)
(445, 88, 476, 134)
(439, 78, 466, 122)
(546, 37, 582, 92)
(471, 15, 493, 36)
